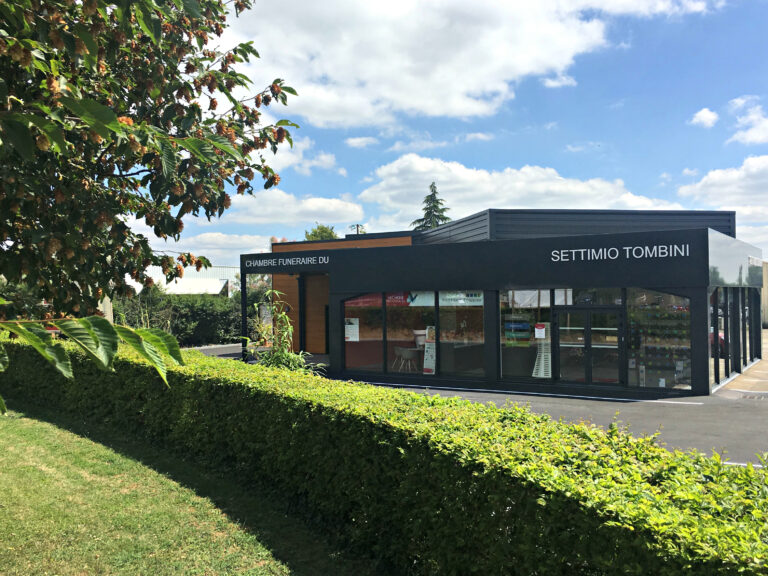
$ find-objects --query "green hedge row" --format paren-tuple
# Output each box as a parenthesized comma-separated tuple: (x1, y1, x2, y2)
(2, 340, 767, 575)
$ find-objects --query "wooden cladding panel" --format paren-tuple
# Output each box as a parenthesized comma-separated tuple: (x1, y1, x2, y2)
(272, 236, 412, 252)
(272, 273, 300, 351)
(304, 274, 329, 354)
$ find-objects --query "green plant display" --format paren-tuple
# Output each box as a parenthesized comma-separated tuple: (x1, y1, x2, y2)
(246, 289, 319, 373)
(2, 338, 767, 574)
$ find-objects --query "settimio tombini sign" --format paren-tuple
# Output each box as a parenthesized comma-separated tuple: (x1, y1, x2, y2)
(551, 243, 690, 262)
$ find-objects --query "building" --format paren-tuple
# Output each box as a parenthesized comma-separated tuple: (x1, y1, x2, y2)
(240, 210, 763, 399)
(129, 265, 239, 296)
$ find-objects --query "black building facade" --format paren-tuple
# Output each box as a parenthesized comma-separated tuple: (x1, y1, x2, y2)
(241, 210, 762, 398)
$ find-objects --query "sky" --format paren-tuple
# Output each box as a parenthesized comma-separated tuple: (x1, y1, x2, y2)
(141, 0, 768, 266)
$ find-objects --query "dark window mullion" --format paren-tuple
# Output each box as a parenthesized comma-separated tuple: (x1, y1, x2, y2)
(381, 292, 387, 373)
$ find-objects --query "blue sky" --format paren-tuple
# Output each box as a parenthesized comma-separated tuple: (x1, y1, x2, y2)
(141, 0, 768, 266)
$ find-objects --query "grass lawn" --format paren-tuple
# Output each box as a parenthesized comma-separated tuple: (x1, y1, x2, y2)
(0, 409, 378, 576)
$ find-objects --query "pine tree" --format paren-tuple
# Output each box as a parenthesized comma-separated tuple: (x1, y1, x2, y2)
(411, 182, 450, 230)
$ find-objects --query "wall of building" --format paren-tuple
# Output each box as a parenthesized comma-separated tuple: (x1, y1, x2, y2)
(763, 262, 768, 328)
(272, 234, 413, 352)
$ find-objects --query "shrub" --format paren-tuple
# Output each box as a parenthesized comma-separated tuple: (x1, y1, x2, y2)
(114, 288, 260, 347)
(1, 339, 767, 575)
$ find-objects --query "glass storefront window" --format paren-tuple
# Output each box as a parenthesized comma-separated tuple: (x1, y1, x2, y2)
(627, 288, 691, 390)
(344, 293, 383, 371)
(572, 288, 623, 306)
(500, 289, 552, 379)
(439, 291, 485, 377)
(709, 289, 718, 387)
(386, 291, 436, 374)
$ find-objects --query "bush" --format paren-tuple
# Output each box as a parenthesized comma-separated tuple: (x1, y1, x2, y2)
(113, 287, 265, 347)
(2, 339, 767, 575)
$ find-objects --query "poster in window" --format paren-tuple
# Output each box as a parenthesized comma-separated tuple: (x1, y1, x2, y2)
(423, 325, 436, 374)
(344, 318, 359, 342)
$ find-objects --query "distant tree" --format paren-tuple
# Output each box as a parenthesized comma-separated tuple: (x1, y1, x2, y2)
(304, 223, 338, 241)
(411, 182, 450, 231)
(349, 223, 366, 234)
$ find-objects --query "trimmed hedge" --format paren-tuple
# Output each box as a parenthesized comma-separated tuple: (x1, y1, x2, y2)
(2, 339, 767, 575)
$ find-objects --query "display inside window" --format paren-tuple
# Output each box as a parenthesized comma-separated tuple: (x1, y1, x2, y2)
(344, 293, 383, 372)
(385, 291, 436, 374)
(500, 289, 552, 379)
(627, 288, 691, 390)
(439, 291, 485, 377)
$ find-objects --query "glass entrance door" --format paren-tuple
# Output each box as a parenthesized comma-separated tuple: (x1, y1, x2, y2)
(556, 309, 623, 385)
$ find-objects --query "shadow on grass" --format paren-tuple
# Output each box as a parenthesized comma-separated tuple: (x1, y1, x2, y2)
(4, 397, 385, 576)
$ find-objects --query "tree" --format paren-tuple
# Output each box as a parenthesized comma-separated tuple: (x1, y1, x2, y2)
(411, 182, 450, 231)
(304, 223, 338, 241)
(0, 0, 296, 412)
(0, 0, 297, 317)
(349, 223, 366, 234)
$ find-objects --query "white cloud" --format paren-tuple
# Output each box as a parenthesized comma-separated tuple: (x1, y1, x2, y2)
(682, 167, 698, 177)
(124, 216, 272, 266)
(267, 137, 343, 176)
(677, 154, 768, 252)
(221, 189, 364, 226)
(565, 141, 603, 153)
(678, 155, 768, 206)
(688, 107, 719, 128)
(388, 138, 450, 153)
(225, 1, 719, 128)
(359, 153, 682, 231)
(156, 232, 272, 266)
(338, 167, 348, 177)
(727, 98, 768, 145)
(464, 132, 495, 142)
(728, 95, 760, 112)
(345, 136, 379, 148)
(659, 172, 672, 185)
(542, 74, 577, 88)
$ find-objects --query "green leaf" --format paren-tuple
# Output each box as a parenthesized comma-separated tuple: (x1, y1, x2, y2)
(208, 134, 243, 160)
(114, 325, 168, 385)
(179, 137, 215, 161)
(135, 3, 161, 44)
(59, 96, 122, 139)
(160, 139, 177, 179)
(0, 297, 11, 305)
(53, 317, 118, 371)
(1, 118, 36, 161)
(87, 316, 120, 365)
(74, 23, 98, 67)
(3, 323, 73, 379)
(280, 86, 298, 96)
(275, 119, 300, 128)
(135, 328, 184, 366)
(0, 393, 6, 415)
(0, 341, 8, 372)
(11, 113, 67, 154)
(181, 0, 202, 19)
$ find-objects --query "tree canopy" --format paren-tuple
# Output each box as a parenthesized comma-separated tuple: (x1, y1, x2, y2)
(0, 0, 296, 317)
(411, 182, 450, 231)
(304, 222, 338, 241)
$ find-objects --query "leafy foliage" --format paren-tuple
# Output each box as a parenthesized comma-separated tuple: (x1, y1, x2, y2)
(411, 181, 450, 231)
(113, 284, 267, 346)
(246, 289, 318, 373)
(2, 340, 767, 574)
(0, 0, 296, 315)
(304, 222, 338, 241)
(0, 316, 183, 413)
